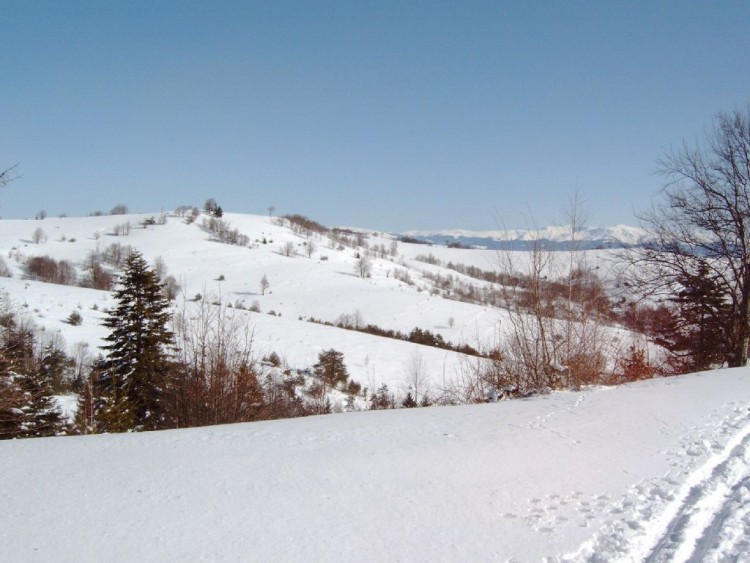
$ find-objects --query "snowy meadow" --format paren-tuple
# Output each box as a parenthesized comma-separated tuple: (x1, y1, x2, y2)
(1, 210, 749, 561)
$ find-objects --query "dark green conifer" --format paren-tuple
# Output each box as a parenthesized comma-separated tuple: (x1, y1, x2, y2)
(100, 251, 174, 431)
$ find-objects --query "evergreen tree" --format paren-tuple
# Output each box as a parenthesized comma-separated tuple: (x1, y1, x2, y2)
(313, 349, 349, 389)
(100, 251, 174, 432)
(0, 309, 69, 439)
(39, 342, 73, 393)
(401, 392, 417, 408)
(370, 384, 394, 410)
(11, 369, 69, 438)
(654, 263, 731, 373)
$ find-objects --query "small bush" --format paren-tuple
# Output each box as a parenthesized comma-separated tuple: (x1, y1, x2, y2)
(67, 310, 83, 326)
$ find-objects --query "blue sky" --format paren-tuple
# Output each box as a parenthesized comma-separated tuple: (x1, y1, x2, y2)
(1, 1, 749, 232)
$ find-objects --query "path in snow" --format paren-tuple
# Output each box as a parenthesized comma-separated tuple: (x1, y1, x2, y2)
(567, 401, 750, 562)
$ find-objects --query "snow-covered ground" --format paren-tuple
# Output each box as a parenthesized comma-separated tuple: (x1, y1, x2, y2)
(2, 368, 750, 561)
(1, 211, 626, 393)
(2, 212, 749, 560)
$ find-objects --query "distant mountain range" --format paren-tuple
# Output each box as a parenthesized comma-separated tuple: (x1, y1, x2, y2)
(399, 225, 651, 251)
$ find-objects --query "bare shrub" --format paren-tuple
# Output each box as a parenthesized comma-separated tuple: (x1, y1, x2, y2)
(281, 241, 295, 257)
(110, 203, 128, 215)
(32, 227, 47, 244)
(26, 256, 76, 285)
(171, 298, 264, 427)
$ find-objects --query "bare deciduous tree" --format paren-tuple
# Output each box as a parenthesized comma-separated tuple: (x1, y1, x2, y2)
(260, 274, 270, 296)
(634, 107, 750, 367)
(32, 227, 47, 244)
(171, 297, 264, 427)
(306, 240, 316, 259)
(356, 253, 372, 278)
(403, 349, 429, 405)
(281, 241, 295, 257)
(0, 165, 19, 190)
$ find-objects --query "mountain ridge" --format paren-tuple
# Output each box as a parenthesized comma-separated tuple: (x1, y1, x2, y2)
(401, 224, 650, 250)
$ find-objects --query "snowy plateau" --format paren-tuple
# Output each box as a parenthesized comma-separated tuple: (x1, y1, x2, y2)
(1, 212, 749, 562)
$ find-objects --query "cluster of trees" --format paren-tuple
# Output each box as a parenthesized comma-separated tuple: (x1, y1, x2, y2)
(0, 298, 74, 439)
(75, 252, 321, 434)
(306, 314, 481, 357)
(627, 108, 750, 374)
(201, 216, 250, 246)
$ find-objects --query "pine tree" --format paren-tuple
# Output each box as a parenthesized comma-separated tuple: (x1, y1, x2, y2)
(370, 384, 394, 410)
(654, 263, 731, 373)
(0, 309, 69, 439)
(100, 251, 174, 432)
(313, 349, 349, 389)
(401, 392, 417, 408)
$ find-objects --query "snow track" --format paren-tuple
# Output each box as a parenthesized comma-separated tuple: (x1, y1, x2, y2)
(567, 403, 750, 562)
(642, 420, 750, 562)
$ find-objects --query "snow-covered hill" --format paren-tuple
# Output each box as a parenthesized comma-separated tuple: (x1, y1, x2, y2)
(0, 212, 516, 394)
(0, 211, 641, 397)
(3, 367, 750, 561)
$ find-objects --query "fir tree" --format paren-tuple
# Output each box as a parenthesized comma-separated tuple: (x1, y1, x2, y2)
(313, 349, 349, 389)
(0, 309, 69, 439)
(401, 392, 417, 408)
(100, 251, 174, 432)
(370, 384, 394, 410)
(654, 263, 731, 373)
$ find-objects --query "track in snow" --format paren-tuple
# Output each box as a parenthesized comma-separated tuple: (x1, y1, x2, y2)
(565, 404, 750, 562)
(643, 425, 750, 562)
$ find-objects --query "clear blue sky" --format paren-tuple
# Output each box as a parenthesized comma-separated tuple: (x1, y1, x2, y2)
(1, 1, 749, 232)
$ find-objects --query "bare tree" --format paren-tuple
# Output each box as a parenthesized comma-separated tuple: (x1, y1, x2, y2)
(403, 349, 429, 404)
(267, 205, 276, 218)
(281, 241, 295, 257)
(355, 252, 372, 278)
(0, 165, 19, 190)
(306, 239, 316, 259)
(32, 227, 47, 244)
(260, 274, 270, 296)
(171, 297, 264, 427)
(634, 107, 750, 367)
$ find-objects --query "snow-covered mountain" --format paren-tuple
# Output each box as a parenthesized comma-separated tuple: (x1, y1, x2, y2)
(402, 224, 650, 250)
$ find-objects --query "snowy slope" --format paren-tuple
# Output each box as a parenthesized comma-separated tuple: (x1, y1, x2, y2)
(2, 368, 750, 561)
(0, 213, 512, 391)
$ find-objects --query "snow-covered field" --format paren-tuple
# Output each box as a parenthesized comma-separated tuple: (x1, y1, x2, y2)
(3, 211, 749, 560)
(2, 211, 625, 393)
(0, 212, 507, 391)
(2, 368, 750, 561)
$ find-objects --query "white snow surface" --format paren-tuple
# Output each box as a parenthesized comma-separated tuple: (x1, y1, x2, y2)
(3, 212, 631, 395)
(3, 212, 749, 561)
(3, 368, 750, 562)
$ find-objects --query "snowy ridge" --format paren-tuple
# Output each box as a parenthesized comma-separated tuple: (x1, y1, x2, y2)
(402, 224, 650, 250)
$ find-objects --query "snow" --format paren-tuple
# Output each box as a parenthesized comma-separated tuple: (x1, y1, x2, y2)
(2, 211, 750, 560)
(2, 368, 750, 561)
(0, 212, 533, 391)
(402, 224, 651, 247)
